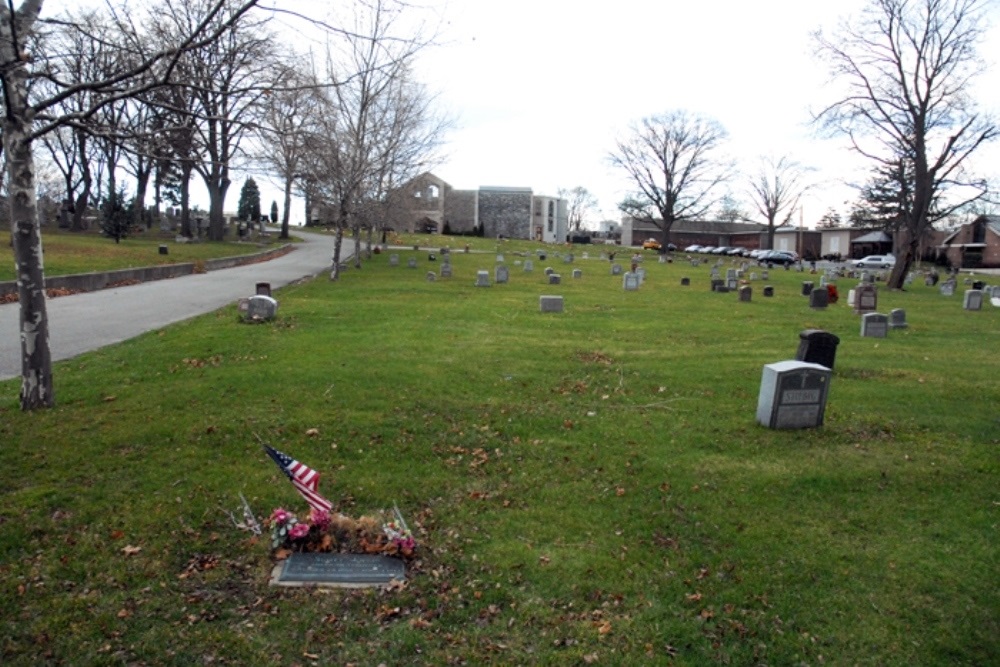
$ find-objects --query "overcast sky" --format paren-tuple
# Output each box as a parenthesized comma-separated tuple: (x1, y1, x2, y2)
(41, 0, 1000, 228)
(411, 0, 1000, 226)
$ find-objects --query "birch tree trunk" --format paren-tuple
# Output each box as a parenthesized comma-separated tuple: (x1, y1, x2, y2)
(1, 20, 56, 408)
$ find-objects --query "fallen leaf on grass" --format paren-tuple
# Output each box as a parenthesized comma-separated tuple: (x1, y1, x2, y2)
(117, 609, 131, 619)
(121, 545, 141, 556)
(306, 428, 320, 437)
(615, 487, 626, 497)
(103, 396, 117, 402)
(110, 530, 124, 540)
(539, 555, 551, 566)
(583, 653, 599, 663)
(595, 620, 612, 635)
(686, 592, 702, 602)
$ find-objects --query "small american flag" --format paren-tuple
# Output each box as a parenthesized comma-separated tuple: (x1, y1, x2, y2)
(263, 445, 333, 513)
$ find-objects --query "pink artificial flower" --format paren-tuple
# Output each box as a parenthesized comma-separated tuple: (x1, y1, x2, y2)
(289, 522, 311, 540)
(309, 508, 331, 530)
(271, 508, 292, 524)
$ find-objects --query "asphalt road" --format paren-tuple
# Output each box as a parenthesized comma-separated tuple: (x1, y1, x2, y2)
(0, 230, 345, 382)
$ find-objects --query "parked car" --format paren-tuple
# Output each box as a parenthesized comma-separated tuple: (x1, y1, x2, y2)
(641, 238, 662, 250)
(758, 250, 798, 266)
(727, 247, 746, 256)
(700, 246, 716, 253)
(684, 244, 702, 252)
(852, 254, 896, 269)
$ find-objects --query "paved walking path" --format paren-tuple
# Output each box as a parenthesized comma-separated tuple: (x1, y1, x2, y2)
(0, 230, 344, 381)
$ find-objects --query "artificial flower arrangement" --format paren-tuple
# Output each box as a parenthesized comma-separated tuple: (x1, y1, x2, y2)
(268, 506, 417, 559)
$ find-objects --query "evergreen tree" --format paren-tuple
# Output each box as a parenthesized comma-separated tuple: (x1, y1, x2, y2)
(270, 200, 278, 224)
(237, 177, 261, 222)
(100, 186, 133, 244)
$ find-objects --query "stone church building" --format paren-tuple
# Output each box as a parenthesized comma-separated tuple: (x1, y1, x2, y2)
(387, 172, 568, 243)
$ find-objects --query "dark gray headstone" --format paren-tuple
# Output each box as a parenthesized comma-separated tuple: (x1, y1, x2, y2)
(255, 282, 272, 297)
(549, 273, 561, 285)
(572, 269, 582, 279)
(809, 287, 829, 309)
(889, 308, 908, 329)
(158, 245, 169, 255)
(681, 277, 690, 286)
(861, 312, 889, 338)
(756, 360, 832, 429)
(475, 270, 491, 287)
(426, 271, 436, 282)
(273, 553, 405, 587)
(540, 295, 563, 313)
(440, 263, 452, 278)
(763, 285, 774, 297)
(801, 281, 814, 296)
(796, 329, 840, 370)
(739, 285, 752, 302)
(711, 278, 724, 292)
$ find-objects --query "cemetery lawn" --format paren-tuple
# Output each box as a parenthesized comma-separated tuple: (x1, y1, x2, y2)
(1, 248, 997, 665)
(0, 228, 286, 282)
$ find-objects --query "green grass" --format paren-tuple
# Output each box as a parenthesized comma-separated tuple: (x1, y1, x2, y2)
(1, 247, 997, 665)
(0, 228, 283, 281)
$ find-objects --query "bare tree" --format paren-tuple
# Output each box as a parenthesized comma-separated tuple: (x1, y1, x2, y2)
(814, 0, 998, 287)
(304, 0, 438, 279)
(254, 62, 324, 240)
(557, 186, 598, 233)
(609, 110, 730, 245)
(746, 155, 813, 249)
(1, 0, 258, 410)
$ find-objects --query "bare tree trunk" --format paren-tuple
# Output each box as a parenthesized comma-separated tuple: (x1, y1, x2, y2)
(280, 178, 292, 240)
(331, 224, 344, 280)
(353, 225, 362, 269)
(366, 224, 374, 257)
(206, 177, 230, 241)
(180, 163, 193, 238)
(3, 86, 55, 410)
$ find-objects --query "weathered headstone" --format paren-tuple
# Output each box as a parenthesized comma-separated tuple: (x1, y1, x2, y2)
(611, 263, 623, 276)
(963, 289, 984, 310)
(426, 271, 436, 282)
(159, 245, 169, 256)
(940, 281, 955, 296)
(889, 308, 908, 329)
(407, 257, 417, 269)
(495, 265, 509, 284)
(763, 285, 774, 297)
(761, 270, 769, 281)
(572, 269, 582, 279)
(861, 312, 889, 338)
(847, 289, 856, 307)
(271, 553, 405, 588)
(496, 254, 505, 263)
(756, 360, 832, 429)
(475, 270, 491, 287)
(564, 254, 574, 264)
(711, 278, 724, 292)
(440, 263, 452, 277)
(739, 285, 752, 302)
(549, 273, 561, 285)
(795, 329, 840, 370)
(539, 295, 564, 313)
(749, 272, 758, 281)
(623, 272, 640, 291)
(726, 268, 738, 290)
(389, 254, 399, 266)
(636, 267, 647, 284)
(244, 295, 278, 322)
(681, 277, 690, 286)
(255, 282, 272, 297)
(523, 260, 534, 272)
(801, 281, 814, 296)
(809, 287, 829, 309)
(854, 283, 877, 314)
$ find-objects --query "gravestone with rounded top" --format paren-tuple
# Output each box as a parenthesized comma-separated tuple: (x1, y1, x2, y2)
(964, 289, 984, 310)
(796, 329, 840, 370)
(244, 295, 278, 322)
(495, 265, 509, 284)
(889, 308, 908, 329)
(854, 283, 877, 314)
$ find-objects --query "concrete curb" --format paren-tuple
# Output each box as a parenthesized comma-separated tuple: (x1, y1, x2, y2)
(0, 244, 293, 300)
